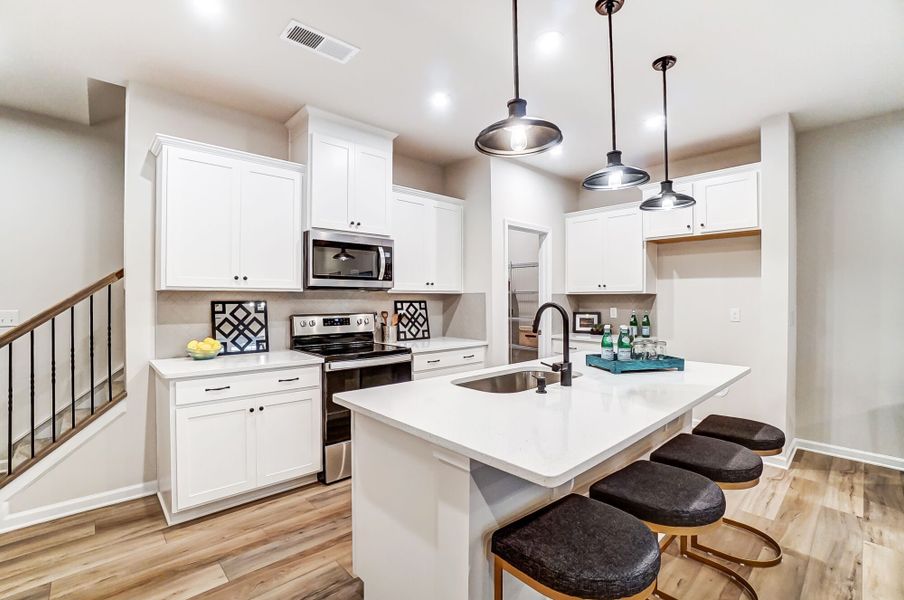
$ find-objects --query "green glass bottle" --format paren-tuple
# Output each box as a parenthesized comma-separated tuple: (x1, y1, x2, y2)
(617, 325, 632, 361)
(641, 312, 651, 338)
(601, 324, 615, 360)
(629, 310, 639, 339)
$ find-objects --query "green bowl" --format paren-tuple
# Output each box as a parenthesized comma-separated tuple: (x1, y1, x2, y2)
(187, 348, 221, 361)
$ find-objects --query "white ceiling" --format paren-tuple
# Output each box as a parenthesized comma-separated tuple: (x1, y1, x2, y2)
(2, 0, 903, 180)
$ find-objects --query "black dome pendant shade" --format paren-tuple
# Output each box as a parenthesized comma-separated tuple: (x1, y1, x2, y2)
(582, 0, 650, 191)
(474, 0, 563, 157)
(640, 55, 696, 211)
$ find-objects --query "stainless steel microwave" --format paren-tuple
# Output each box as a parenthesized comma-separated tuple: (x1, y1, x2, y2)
(305, 229, 394, 290)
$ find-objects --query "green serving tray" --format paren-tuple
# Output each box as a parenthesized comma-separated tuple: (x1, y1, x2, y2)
(585, 353, 685, 374)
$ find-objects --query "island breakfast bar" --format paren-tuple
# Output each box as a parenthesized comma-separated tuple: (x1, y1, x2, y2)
(334, 354, 750, 600)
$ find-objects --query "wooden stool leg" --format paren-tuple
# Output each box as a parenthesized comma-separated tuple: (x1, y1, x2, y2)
(690, 518, 783, 568)
(494, 555, 503, 600)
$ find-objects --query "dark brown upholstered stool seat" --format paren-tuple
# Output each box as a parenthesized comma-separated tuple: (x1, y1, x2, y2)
(491, 494, 660, 599)
(650, 433, 763, 486)
(693, 414, 785, 455)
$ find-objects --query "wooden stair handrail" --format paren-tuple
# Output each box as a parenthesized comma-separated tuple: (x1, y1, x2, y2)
(0, 269, 124, 348)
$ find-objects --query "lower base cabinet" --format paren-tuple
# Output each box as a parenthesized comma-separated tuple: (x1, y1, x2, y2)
(412, 346, 487, 380)
(552, 338, 600, 355)
(156, 366, 322, 522)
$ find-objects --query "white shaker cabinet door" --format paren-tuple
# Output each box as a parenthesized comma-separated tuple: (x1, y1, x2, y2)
(641, 183, 695, 239)
(602, 209, 644, 292)
(175, 398, 256, 510)
(432, 201, 463, 292)
(238, 164, 303, 290)
(353, 144, 392, 235)
(255, 390, 321, 487)
(162, 147, 241, 289)
(392, 194, 430, 291)
(310, 133, 354, 232)
(694, 169, 759, 234)
(566, 214, 605, 293)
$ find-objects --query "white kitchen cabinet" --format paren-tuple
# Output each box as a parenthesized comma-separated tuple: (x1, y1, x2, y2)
(153, 135, 304, 292)
(565, 205, 655, 294)
(154, 362, 323, 524)
(552, 338, 600, 355)
(287, 107, 397, 237)
(391, 187, 464, 294)
(641, 164, 760, 240)
(411, 346, 487, 380)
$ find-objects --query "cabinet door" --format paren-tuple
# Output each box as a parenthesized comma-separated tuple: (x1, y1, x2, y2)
(162, 147, 241, 289)
(432, 201, 463, 292)
(175, 398, 256, 510)
(239, 165, 303, 290)
(255, 390, 321, 487)
(391, 194, 430, 291)
(641, 183, 695, 239)
(310, 133, 353, 232)
(602, 209, 644, 292)
(694, 170, 759, 234)
(352, 144, 392, 235)
(565, 214, 605, 293)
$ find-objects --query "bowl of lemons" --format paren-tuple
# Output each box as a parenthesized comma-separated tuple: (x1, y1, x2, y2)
(186, 338, 223, 360)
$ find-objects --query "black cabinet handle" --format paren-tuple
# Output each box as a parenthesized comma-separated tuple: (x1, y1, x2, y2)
(463, 355, 475, 359)
(205, 386, 231, 392)
(278, 377, 300, 383)
(259, 406, 264, 411)
(233, 276, 239, 281)
(242, 276, 248, 281)
(349, 221, 355, 226)
(427, 359, 441, 364)
(700, 223, 705, 228)
(686, 224, 692, 229)
(356, 222, 362, 227)
(249, 407, 255, 413)
(603, 284, 607, 288)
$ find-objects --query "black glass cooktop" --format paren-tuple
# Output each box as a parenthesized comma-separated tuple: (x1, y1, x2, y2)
(293, 340, 410, 363)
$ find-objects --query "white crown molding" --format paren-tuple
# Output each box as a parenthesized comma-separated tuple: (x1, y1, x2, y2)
(150, 134, 305, 173)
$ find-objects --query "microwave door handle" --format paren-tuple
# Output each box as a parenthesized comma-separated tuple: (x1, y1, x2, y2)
(378, 246, 387, 281)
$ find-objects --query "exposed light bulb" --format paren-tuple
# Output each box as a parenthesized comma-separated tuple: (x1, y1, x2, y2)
(510, 126, 528, 152)
(662, 194, 675, 209)
(550, 146, 563, 157)
(609, 169, 623, 187)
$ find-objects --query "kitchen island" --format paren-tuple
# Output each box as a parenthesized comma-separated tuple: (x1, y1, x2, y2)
(334, 353, 749, 600)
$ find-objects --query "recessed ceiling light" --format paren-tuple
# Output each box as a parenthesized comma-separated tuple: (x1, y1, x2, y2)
(192, 0, 223, 19)
(429, 92, 451, 111)
(536, 31, 564, 56)
(645, 114, 666, 129)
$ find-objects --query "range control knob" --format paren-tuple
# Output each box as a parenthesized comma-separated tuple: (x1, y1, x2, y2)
(357, 318, 363, 325)
(364, 318, 370, 325)
(309, 320, 316, 327)
(298, 320, 307, 328)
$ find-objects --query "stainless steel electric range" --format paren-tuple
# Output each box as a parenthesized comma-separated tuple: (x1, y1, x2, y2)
(290, 313, 412, 484)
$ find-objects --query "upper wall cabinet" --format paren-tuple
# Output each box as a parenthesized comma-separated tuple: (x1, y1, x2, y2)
(565, 204, 656, 295)
(287, 107, 397, 237)
(391, 187, 464, 294)
(152, 135, 304, 291)
(641, 164, 760, 240)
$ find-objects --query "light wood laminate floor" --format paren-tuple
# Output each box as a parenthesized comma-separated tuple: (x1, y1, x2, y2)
(0, 450, 901, 599)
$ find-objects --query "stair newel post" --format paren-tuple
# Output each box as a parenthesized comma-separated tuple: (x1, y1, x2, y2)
(89, 294, 95, 414)
(107, 284, 112, 404)
(51, 317, 56, 443)
(70, 305, 75, 430)
(7, 344, 12, 475)
(29, 331, 35, 458)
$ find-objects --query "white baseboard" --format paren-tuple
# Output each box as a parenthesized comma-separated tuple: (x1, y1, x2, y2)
(793, 438, 904, 472)
(0, 480, 157, 533)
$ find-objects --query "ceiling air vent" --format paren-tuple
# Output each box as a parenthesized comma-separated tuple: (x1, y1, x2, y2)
(280, 20, 359, 64)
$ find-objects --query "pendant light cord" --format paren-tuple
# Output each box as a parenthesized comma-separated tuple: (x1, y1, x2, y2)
(607, 1, 617, 151)
(661, 65, 669, 181)
(512, 0, 520, 99)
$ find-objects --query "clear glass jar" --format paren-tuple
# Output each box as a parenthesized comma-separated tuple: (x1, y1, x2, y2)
(655, 340, 668, 359)
(631, 339, 649, 360)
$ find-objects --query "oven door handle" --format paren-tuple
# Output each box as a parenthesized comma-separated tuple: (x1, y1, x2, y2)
(377, 246, 387, 281)
(326, 353, 412, 372)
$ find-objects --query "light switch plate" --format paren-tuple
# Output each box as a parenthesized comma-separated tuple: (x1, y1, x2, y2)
(0, 310, 19, 328)
(609, 307, 618, 319)
(729, 308, 741, 323)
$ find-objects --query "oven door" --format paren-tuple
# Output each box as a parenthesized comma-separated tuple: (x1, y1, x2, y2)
(320, 354, 412, 483)
(306, 229, 393, 289)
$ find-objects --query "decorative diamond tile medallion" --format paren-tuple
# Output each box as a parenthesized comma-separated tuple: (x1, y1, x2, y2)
(211, 301, 270, 355)
(394, 300, 430, 341)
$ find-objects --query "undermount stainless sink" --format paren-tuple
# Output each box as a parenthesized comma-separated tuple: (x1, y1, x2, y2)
(453, 367, 582, 394)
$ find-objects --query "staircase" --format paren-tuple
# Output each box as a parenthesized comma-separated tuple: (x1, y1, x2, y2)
(0, 269, 126, 489)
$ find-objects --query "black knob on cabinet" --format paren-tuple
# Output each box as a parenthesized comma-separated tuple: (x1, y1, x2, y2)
(700, 223, 705, 228)
(234, 276, 239, 280)
(598, 284, 602, 288)
(243, 276, 248, 281)
(350, 221, 354, 226)
(249, 408, 254, 413)
(259, 406, 264, 411)
(686, 224, 692, 229)
(603, 284, 607, 288)
(356, 222, 362, 227)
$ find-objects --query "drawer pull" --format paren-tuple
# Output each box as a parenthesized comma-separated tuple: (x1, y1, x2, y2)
(278, 377, 300, 383)
(427, 359, 441, 364)
(569, 346, 578, 350)
(463, 354, 475, 359)
(205, 386, 231, 392)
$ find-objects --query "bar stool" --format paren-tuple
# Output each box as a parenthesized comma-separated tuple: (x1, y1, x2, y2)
(650, 433, 781, 570)
(590, 461, 755, 600)
(491, 494, 660, 599)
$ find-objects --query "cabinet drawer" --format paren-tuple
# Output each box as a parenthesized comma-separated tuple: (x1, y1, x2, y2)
(413, 347, 486, 373)
(174, 367, 320, 406)
(552, 339, 600, 354)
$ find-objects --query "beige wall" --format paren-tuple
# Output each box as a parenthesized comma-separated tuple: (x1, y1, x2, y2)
(394, 154, 445, 195)
(796, 110, 904, 459)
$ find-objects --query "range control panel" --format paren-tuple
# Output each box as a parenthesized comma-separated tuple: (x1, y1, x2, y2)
(291, 313, 375, 337)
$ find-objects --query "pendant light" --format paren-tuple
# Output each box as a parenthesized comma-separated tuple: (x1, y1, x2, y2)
(474, 0, 563, 157)
(582, 0, 650, 191)
(640, 55, 696, 211)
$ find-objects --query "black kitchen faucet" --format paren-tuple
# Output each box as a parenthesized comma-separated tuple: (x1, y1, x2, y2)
(532, 302, 573, 387)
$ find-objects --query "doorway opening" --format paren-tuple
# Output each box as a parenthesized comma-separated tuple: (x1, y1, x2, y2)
(505, 222, 551, 364)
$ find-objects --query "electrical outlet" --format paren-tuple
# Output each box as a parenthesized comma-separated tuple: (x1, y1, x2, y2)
(609, 307, 618, 319)
(0, 310, 19, 328)
(729, 308, 741, 323)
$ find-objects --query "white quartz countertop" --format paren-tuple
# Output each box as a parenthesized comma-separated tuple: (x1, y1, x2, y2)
(391, 337, 487, 354)
(150, 350, 323, 380)
(335, 353, 749, 488)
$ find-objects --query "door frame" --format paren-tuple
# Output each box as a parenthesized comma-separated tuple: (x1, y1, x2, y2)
(502, 219, 552, 362)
